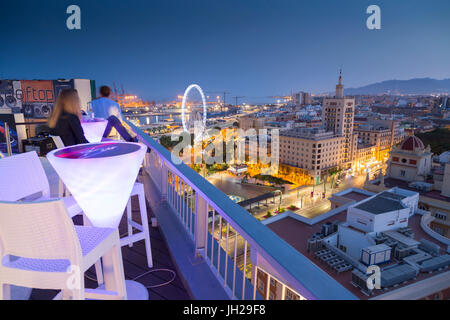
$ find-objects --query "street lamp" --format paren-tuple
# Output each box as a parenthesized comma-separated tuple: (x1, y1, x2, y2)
(278, 192, 282, 212)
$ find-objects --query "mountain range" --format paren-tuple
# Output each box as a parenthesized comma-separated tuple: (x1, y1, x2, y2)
(342, 78, 450, 95)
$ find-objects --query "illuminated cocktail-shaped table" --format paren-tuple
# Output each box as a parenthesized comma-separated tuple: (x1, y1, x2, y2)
(47, 142, 148, 299)
(81, 118, 108, 143)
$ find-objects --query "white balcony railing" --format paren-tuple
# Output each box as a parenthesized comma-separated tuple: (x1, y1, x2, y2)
(126, 120, 357, 300)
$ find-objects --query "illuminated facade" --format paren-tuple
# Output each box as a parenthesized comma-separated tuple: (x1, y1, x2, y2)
(279, 72, 356, 183)
(387, 135, 432, 182)
(355, 144, 376, 173)
(280, 128, 345, 182)
(238, 116, 267, 131)
(355, 119, 404, 163)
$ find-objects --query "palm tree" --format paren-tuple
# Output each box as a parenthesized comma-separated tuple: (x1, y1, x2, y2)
(328, 168, 342, 190)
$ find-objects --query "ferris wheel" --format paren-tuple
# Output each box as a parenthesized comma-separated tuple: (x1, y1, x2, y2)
(181, 84, 207, 135)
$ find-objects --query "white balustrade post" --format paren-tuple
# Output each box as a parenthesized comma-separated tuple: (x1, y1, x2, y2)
(160, 162, 168, 202)
(194, 193, 208, 258)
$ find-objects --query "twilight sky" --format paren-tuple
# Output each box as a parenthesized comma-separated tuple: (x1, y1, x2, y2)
(1, 0, 449, 102)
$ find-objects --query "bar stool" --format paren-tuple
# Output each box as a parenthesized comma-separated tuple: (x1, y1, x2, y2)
(124, 182, 153, 268)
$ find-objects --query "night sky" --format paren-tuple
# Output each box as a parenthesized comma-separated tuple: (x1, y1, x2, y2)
(1, 0, 449, 102)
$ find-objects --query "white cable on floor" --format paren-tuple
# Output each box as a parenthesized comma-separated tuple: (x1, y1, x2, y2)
(132, 268, 177, 288)
(84, 232, 177, 289)
(85, 274, 98, 283)
(86, 268, 177, 289)
(85, 267, 177, 289)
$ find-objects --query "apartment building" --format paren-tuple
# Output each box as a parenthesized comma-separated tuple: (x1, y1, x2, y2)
(263, 187, 450, 300)
(355, 119, 404, 162)
(280, 127, 345, 182)
(322, 71, 358, 168)
(238, 115, 268, 131)
(279, 72, 356, 182)
(355, 143, 377, 173)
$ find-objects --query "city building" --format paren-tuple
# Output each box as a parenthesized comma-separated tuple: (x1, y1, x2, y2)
(292, 91, 311, 107)
(387, 135, 433, 182)
(292, 92, 300, 107)
(433, 151, 450, 198)
(280, 127, 345, 183)
(322, 71, 358, 169)
(355, 143, 376, 174)
(238, 115, 268, 131)
(365, 138, 450, 241)
(261, 187, 450, 300)
(338, 188, 418, 259)
(279, 72, 357, 183)
(300, 92, 311, 106)
(355, 118, 404, 163)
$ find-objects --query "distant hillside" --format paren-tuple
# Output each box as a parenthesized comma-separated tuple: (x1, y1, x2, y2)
(344, 78, 450, 95)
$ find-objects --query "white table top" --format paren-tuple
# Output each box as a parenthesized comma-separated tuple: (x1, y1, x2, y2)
(47, 142, 147, 228)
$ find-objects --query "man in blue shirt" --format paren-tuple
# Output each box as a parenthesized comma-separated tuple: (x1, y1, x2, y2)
(91, 86, 136, 142)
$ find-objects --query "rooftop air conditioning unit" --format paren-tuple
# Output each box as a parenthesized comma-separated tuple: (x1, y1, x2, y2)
(321, 222, 333, 237)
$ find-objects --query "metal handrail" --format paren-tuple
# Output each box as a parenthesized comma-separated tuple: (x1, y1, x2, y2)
(125, 119, 357, 300)
(4, 123, 12, 156)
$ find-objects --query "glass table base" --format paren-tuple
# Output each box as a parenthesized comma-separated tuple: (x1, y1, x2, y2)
(98, 280, 148, 300)
(11, 285, 32, 300)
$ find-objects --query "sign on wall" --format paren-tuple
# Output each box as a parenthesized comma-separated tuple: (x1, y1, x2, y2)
(0, 79, 93, 119)
(0, 80, 22, 114)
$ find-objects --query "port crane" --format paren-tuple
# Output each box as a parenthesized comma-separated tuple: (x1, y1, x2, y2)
(233, 96, 246, 106)
(206, 91, 231, 112)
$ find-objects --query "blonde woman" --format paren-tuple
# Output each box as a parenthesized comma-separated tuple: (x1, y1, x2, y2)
(48, 89, 88, 146)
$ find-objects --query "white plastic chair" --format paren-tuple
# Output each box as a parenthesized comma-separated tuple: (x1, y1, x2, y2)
(0, 151, 82, 218)
(50, 136, 71, 197)
(0, 199, 126, 300)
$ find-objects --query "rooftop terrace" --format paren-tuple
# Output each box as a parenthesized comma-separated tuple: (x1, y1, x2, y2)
(382, 178, 450, 202)
(1, 120, 360, 300)
(355, 192, 406, 214)
(125, 121, 357, 300)
(31, 191, 191, 300)
(265, 204, 450, 299)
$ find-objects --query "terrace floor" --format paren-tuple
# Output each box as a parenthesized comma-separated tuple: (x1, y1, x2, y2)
(30, 160, 191, 300)
(341, 191, 371, 202)
(383, 177, 450, 202)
